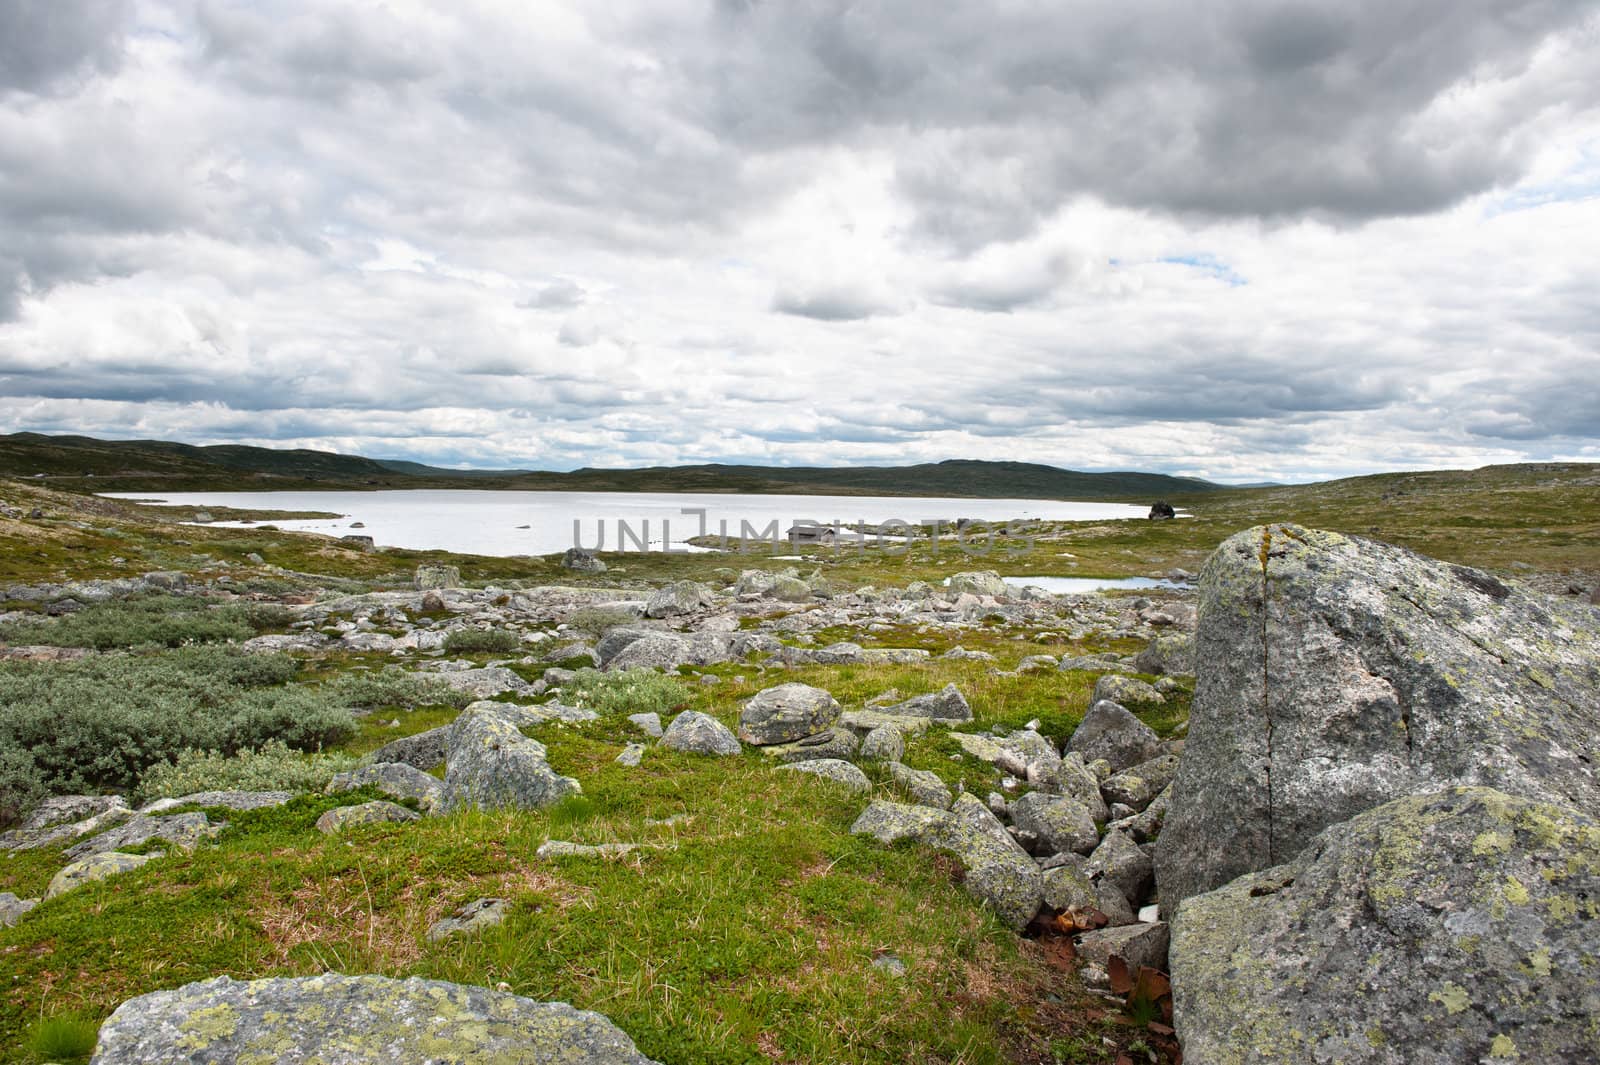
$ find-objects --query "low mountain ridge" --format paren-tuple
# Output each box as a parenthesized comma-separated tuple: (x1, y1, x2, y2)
(0, 432, 1222, 499)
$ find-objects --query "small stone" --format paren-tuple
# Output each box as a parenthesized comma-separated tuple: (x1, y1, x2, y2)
(859, 724, 905, 762)
(315, 801, 420, 834)
(426, 897, 508, 942)
(627, 712, 663, 737)
(537, 841, 639, 859)
(780, 759, 871, 793)
(615, 743, 646, 767)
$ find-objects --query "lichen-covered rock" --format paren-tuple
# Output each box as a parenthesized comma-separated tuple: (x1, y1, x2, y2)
(1107, 784, 1170, 843)
(1084, 829, 1154, 906)
(368, 726, 450, 772)
(659, 711, 741, 756)
(0, 891, 39, 926)
(760, 726, 860, 763)
(770, 574, 812, 602)
(851, 796, 1042, 929)
(948, 571, 1008, 597)
(64, 812, 221, 861)
(739, 683, 842, 745)
(443, 705, 581, 812)
(429, 666, 531, 700)
(603, 632, 691, 671)
(1076, 922, 1169, 974)
(315, 801, 420, 834)
(1055, 751, 1111, 822)
(615, 743, 646, 767)
(1132, 633, 1195, 676)
(89, 973, 659, 1064)
(859, 724, 905, 762)
(838, 710, 931, 737)
(327, 763, 445, 814)
(1090, 674, 1165, 707)
(45, 850, 150, 899)
(1170, 787, 1600, 1065)
(880, 683, 973, 722)
(628, 712, 663, 738)
(426, 897, 508, 942)
(780, 759, 871, 793)
(561, 547, 606, 573)
(1157, 524, 1600, 914)
(644, 580, 713, 618)
(1101, 754, 1179, 813)
(1066, 700, 1162, 773)
(886, 761, 953, 809)
(537, 841, 639, 859)
(1, 795, 131, 852)
(413, 563, 462, 590)
(1010, 791, 1099, 856)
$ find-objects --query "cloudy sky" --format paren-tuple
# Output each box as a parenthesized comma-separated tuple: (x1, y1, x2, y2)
(1, 0, 1597, 483)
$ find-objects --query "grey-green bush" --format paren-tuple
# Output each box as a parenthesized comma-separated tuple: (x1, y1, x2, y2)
(441, 627, 521, 654)
(0, 647, 354, 823)
(560, 667, 691, 717)
(0, 594, 290, 650)
(136, 740, 361, 802)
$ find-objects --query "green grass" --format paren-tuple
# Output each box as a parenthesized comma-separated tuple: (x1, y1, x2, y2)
(23, 1012, 100, 1063)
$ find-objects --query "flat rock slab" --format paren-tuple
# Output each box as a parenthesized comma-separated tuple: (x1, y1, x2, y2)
(89, 973, 660, 1064)
(779, 758, 871, 793)
(139, 791, 294, 815)
(315, 801, 420, 834)
(328, 763, 445, 814)
(537, 841, 641, 859)
(64, 812, 221, 861)
(46, 850, 150, 900)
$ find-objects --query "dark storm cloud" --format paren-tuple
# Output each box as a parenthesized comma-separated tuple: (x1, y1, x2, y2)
(0, 0, 129, 93)
(703, 0, 1598, 246)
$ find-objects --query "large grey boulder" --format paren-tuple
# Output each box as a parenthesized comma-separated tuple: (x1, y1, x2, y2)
(1170, 787, 1600, 1065)
(659, 711, 741, 756)
(948, 571, 1008, 597)
(0, 795, 130, 852)
(89, 973, 659, 1063)
(880, 683, 972, 722)
(644, 580, 713, 618)
(1066, 701, 1162, 773)
(443, 705, 581, 812)
(1156, 524, 1600, 913)
(327, 763, 445, 814)
(738, 683, 842, 745)
(603, 632, 692, 671)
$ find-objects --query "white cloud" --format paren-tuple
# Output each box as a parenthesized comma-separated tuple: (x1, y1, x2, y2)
(0, 1, 1596, 481)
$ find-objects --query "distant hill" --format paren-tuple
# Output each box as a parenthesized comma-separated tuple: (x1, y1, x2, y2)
(0, 432, 1224, 500)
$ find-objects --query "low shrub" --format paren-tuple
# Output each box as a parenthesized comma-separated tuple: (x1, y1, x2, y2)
(560, 667, 691, 717)
(0, 594, 290, 650)
(322, 669, 473, 710)
(136, 740, 361, 802)
(441, 627, 521, 654)
(0, 647, 355, 822)
(564, 605, 639, 636)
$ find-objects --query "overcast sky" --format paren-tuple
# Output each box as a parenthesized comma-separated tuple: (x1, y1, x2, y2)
(1, 1, 1597, 483)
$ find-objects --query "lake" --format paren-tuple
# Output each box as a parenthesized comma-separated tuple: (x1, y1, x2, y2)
(103, 489, 1154, 558)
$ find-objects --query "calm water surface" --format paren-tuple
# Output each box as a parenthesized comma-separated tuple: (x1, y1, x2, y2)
(103, 489, 1153, 558)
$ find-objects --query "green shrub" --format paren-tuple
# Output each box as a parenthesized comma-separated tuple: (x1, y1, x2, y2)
(0, 647, 355, 822)
(564, 605, 639, 636)
(24, 1013, 100, 1063)
(322, 669, 472, 710)
(0, 594, 290, 650)
(136, 740, 361, 802)
(441, 627, 521, 654)
(560, 668, 691, 717)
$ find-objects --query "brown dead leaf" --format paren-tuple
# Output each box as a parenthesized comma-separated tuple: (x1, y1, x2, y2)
(1108, 955, 1133, 995)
